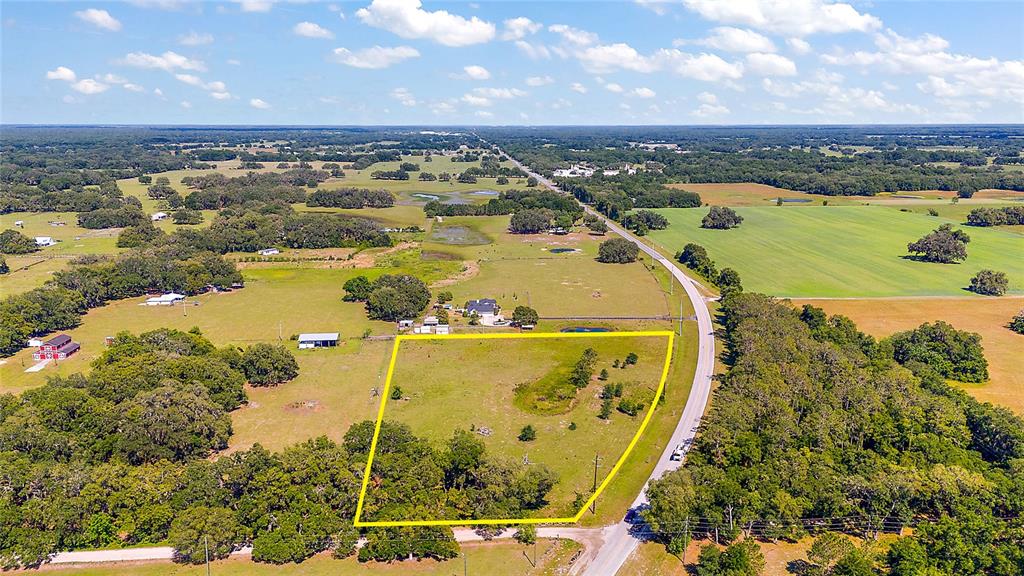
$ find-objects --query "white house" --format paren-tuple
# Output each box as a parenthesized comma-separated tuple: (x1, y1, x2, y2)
(14, 220, 24, 227)
(435, 324, 450, 335)
(258, 248, 280, 256)
(423, 316, 439, 326)
(34, 236, 57, 247)
(27, 338, 44, 347)
(144, 293, 185, 306)
(398, 319, 414, 329)
(297, 332, 339, 349)
(464, 298, 505, 326)
(151, 212, 169, 221)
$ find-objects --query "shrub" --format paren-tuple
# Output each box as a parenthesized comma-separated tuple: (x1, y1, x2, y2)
(1009, 310, 1024, 335)
(518, 424, 536, 442)
(968, 269, 1009, 296)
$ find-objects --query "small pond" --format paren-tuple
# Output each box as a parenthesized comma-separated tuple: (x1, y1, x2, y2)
(429, 225, 492, 246)
(549, 248, 579, 254)
(771, 198, 813, 203)
(560, 327, 611, 333)
(411, 193, 441, 201)
(470, 190, 500, 196)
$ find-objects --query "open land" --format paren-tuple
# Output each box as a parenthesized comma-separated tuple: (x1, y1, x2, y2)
(646, 206, 1024, 298)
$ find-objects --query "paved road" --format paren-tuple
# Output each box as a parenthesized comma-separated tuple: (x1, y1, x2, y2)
(499, 149, 717, 576)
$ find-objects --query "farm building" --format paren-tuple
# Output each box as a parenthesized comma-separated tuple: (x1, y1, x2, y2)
(258, 248, 280, 256)
(298, 332, 339, 349)
(144, 293, 185, 306)
(151, 212, 168, 221)
(397, 319, 414, 329)
(34, 236, 57, 247)
(464, 298, 505, 326)
(423, 316, 439, 326)
(32, 335, 80, 361)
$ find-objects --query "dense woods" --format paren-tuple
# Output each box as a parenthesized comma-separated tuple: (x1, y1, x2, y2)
(643, 293, 1024, 574)
(423, 189, 581, 218)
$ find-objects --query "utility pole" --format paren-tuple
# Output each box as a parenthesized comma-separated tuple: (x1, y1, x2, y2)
(533, 538, 537, 568)
(591, 452, 601, 514)
(678, 299, 683, 337)
(204, 535, 210, 576)
(463, 552, 468, 576)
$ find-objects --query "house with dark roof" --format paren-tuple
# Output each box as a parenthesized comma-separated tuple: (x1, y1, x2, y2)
(33, 334, 80, 361)
(463, 298, 505, 326)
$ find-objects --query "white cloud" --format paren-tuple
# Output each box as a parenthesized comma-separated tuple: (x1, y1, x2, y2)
(128, 0, 187, 9)
(548, 24, 598, 46)
(330, 45, 420, 69)
(461, 93, 491, 107)
(46, 66, 77, 82)
(178, 31, 214, 46)
(665, 51, 744, 81)
(635, 0, 672, 15)
(210, 91, 232, 100)
(71, 79, 109, 94)
(695, 27, 775, 53)
(153, 88, 164, 97)
(180, 100, 192, 109)
(605, 83, 624, 93)
(475, 110, 494, 119)
(525, 75, 554, 86)
(682, 0, 881, 36)
(175, 73, 203, 86)
(463, 65, 491, 80)
(574, 42, 745, 82)
(786, 37, 811, 54)
(250, 98, 271, 109)
(236, 0, 273, 12)
(391, 87, 417, 106)
(745, 52, 797, 76)
(294, 21, 334, 39)
(823, 29, 1024, 103)
(692, 92, 729, 118)
(122, 83, 145, 92)
(632, 87, 656, 98)
(75, 8, 122, 31)
(514, 41, 551, 60)
(118, 51, 206, 72)
(577, 43, 660, 73)
(501, 16, 541, 40)
(697, 91, 718, 104)
(570, 82, 587, 94)
(472, 87, 527, 99)
(227, 59, 242, 66)
(356, 0, 495, 47)
(62, 95, 77, 104)
(430, 101, 456, 114)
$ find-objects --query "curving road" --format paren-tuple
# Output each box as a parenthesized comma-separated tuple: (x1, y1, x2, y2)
(497, 147, 716, 576)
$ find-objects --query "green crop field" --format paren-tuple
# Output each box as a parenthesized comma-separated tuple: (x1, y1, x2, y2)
(646, 206, 1024, 298)
(367, 334, 672, 521)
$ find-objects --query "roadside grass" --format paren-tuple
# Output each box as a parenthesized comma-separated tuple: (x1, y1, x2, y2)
(39, 539, 580, 576)
(646, 206, 1024, 298)
(791, 296, 1024, 414)
(370, 334, 672, 520)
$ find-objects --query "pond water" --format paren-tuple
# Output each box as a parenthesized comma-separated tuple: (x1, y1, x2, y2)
(549, 248, 579, 254)
(771, 198, 813, 203)
(470, 190, 499, 196)
(560, 327, 611, 333)
(429, 225, 491, 246)
(411, 193, 441, 201)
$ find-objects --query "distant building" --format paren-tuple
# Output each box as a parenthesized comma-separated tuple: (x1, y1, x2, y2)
(297, 332, 339, 349)
(435, 324, 450, 335)
(398, 319, 414, 329)
(144, 293, 185, 306)
(423, 316, 439, 326)
(258, 248, 280, 256)
(151, 212, 169, 221)
(464, 298, 504, 326)
(27, 338, 44, 347)
(34, 236, 57, 247)
(32, 334, 80, 361)
(14, 220, 24, 227)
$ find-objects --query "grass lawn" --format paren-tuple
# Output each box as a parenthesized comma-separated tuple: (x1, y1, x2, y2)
(0, 211, 120, 255)
(667, 182, 866, 207)
(0, 255, 69, 297)
(646, 206, 1024, 298)
(792, 296, 1024, 414)
(367, 334, 673, 521)
(39, 539, 580, 576)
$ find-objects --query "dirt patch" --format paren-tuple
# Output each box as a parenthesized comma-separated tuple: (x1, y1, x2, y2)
(285, 399, 322, 412)
(521, 231, 588, 245)
(431, 260, 480, 288)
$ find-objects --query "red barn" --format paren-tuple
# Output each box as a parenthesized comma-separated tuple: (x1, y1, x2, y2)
(32, 335, 80, 361)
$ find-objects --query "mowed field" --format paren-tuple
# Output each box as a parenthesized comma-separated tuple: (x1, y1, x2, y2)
(792, 297, 1024, 414)
(39, 539, 580, 576)
(647, 206, 1024, 298)
(368, 335, 673, 521)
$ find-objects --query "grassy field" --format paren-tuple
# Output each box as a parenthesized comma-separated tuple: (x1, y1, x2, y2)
(369, 334, 673, 521)
(667, 182, 1024, 209)
(792, 296, 1024, 414)
(40, 539, 580, 576)
(646, 206, 1024, 297)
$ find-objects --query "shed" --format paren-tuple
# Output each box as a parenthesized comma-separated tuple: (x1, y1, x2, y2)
(34, 236, 57, 247)
(144, 293, 185, 306)
(151, 212, 169, 221)
(258, 248, 280, 256)
(298, 332, 339, 349)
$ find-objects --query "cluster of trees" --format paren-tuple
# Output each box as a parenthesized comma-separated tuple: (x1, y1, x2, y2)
(370, 169, 411, 180)
(1, 180, 127, 214)
(423, 189, 581, 218)
(621, 209, 669, 235)
(643, 293, 1024, 574)
(0, 229, 39, 254)
(561, 179, 702, 220)
(178, 172, 318, 210)
(888, 320, 989, 382)
(351, 150, 403, 170)
(351, 421, 558, 524)
(701, 207, 744, 230)
(676, 243, 743, 296)
(78, 203, 148, 229)
(597, 238, 639, 263)
(342, 274, 431, 321)
(966, 206, 1024, 227)
(305, 187, 394, 209)
(907, 224, 970, 263)
(1, 245, 241, 356)
(511, 305, 539, 326)
(509, 208, 575, 234)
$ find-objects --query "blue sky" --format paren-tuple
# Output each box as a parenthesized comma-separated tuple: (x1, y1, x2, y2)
(2, 0, 1022, 125)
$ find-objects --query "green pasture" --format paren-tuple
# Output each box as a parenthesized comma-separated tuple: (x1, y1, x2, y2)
(373, 334, 672, 520)
(647, 206, 1024, 297)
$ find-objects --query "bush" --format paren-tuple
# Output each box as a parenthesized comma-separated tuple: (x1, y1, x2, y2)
(0, 255, 7, 274)
(241, 343, 299, 386)
(1009, 310, 1024, 335)
(695, 540, 765, 576)
(701, 206, 744, 229)
(968, 269, 1009, 296)
(597, 238, 639, 263)
(172, 208, 204, 225)
(518, 424, 536, 441)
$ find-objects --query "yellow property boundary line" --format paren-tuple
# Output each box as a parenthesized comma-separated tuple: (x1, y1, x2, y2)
(353, 330, 675, 527)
